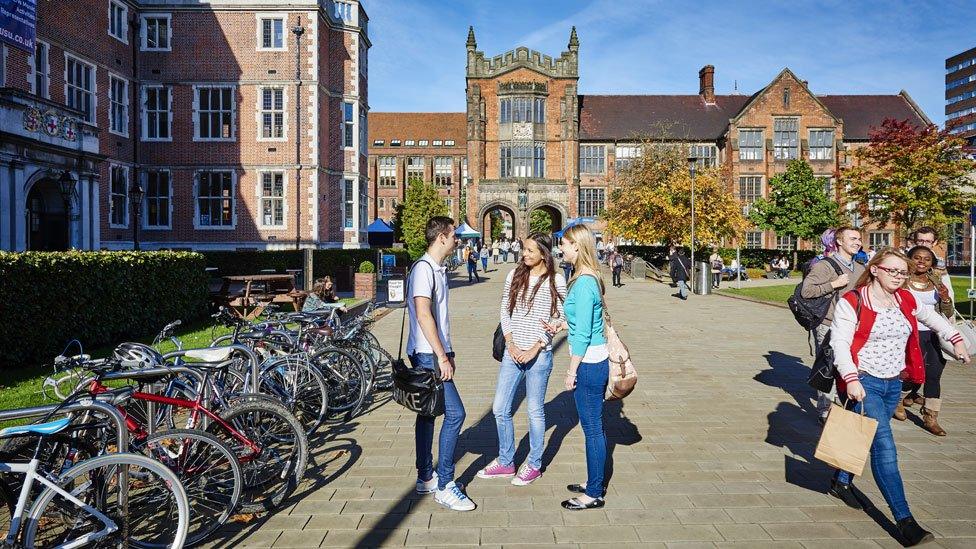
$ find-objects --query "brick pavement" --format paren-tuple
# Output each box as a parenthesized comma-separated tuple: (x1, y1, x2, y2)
(208, 262, 976, 548)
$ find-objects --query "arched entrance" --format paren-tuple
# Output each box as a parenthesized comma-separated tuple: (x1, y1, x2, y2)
(479, 202, 517, 243)
(528, 204, 563, 236)
(26, 178, 69, 251)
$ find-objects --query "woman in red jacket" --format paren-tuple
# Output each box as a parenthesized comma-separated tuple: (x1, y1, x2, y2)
(829, 248, 969, 547)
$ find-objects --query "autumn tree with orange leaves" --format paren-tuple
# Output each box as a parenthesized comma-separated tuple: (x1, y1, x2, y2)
(604, 139, 747, 246)
(842, 118, 976, 237)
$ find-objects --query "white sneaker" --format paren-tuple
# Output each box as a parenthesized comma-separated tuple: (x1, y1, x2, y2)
(434, 481, 476, 511)
(416, 472, 438, 494)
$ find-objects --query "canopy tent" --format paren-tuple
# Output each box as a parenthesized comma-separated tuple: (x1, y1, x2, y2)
(366, 218, 394, 233)
(366, 218, 395, 248)
(454, 222, 481, 239)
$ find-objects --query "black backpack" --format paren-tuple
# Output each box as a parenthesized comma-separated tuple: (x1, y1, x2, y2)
(787, 257, 844, 331)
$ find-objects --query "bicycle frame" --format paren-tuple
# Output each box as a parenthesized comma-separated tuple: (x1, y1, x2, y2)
(0, 458, 118, 548)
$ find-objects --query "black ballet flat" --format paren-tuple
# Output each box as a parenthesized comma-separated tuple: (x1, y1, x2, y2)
(561, 497, 605, 510)
(566, 484, 586, 494)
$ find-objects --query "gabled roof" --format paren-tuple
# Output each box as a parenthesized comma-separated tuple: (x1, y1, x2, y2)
(818, 94, 930, 140)
(578, 94, 750, 141)
(368, 112, 467, 144)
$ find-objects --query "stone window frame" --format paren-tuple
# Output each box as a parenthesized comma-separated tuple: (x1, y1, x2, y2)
(30, 40, 50, 99)
(578, 187, 605, 218)
(500, 142, 545, 178)
(776, 234, 797, 251)
(808, 129, 835, 161)
(141, 84, 171, 141)
(144, 169, 173, 230)
(140, 13, 171, 52)
(738, 175, 763, 216)
(343, 101, 355, 149)
(256, 13, 288, 51)
(579, 145, 606, 174)
(65, 52, 97, 124)
(109, 164, 129, 228)
(359, 178, 369, 230)
(257, 86, 287, 141)
(194, 170, 237, 230)
(690, 143, 718, 167)
(257, 170, 287, 229)
(108, 1, 128, 44)
(614, 144, 642, 172)
(377, 156, 397, 187)
(433, 157, 452, 186)
(343, 178, 355, 229)
(744, 231, 763, 249)
(773, 117, 799, 161)
(738, 129, 763, 161)
(193, 84, 236, 142)
(406, 156, 424, 183)
(108, 72, 129, 137)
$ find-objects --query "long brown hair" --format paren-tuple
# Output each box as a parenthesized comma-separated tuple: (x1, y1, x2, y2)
(312, 276, 338, 302)
(507, 233, 563, 318)
(854, 247, 910, 290)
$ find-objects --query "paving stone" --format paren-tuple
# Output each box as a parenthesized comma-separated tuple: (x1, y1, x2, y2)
(761, 523, 856, 540)
(715, 523, 773, 540)
(404, 527, 483, 546)
(552, 525, 640, 543)
(634, 524, 724, 542)
(480, 527, 556, 545)
(271, 530, 326, 548)
(323, 528, 409, 547)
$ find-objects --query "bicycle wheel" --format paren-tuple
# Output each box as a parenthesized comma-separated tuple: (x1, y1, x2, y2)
(140, 429, 243, 547)
(24, 452, 190, 549)
(361, 331, 394, 391)
(0, 431, 101, 504)
(210, 399, 308, 514)
(259, 356, 329, 436)
(308, 347, 367, 418)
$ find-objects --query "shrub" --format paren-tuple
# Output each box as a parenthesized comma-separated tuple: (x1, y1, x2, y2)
(618, 245, 817, 269)
(358, 261, 376, 274)
(200, 249, 409, 278)
(0, 251, 209, 369)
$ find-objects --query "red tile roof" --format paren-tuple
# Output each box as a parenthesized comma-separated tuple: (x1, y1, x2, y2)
(818, 95, 929, 140)
(368, 112, 467, 144)
(579, 94, 751, 141)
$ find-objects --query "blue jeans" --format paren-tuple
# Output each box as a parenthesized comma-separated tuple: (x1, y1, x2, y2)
(467, 262, 479, 282)
(677, 280, 689, 298)
(411, 352, 466, 490)
(574, 358, 609, 498)
(481, 257, 488, 271)
(835, 373, 911, 521)
(492, 350, 554, 470)
(562, 265, 573, 281)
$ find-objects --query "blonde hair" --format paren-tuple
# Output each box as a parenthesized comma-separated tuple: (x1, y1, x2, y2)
(854, 247, 910, 290)
(563, 224, 604, 292)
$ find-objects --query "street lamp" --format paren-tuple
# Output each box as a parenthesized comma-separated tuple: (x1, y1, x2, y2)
(57, 171, 75, 248)
(130, 181, 145, 250)
(687, 156, 697, 286)
(292, 18, 305, 250)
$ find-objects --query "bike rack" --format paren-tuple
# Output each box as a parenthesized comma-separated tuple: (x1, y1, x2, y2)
(165, 343, 261, 393)
(98, 366, 210, 434)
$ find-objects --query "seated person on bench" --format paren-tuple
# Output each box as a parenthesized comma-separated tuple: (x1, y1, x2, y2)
(303, 276, 347, 313)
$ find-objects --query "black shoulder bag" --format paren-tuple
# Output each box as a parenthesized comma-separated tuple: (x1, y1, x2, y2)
(391, 260, 445, 417)
(807, 292, 861, 393)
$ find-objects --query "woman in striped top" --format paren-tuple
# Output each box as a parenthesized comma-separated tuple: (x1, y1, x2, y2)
(478, 233, 566, 486)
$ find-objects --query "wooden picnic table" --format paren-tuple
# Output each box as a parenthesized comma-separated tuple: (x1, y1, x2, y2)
(217, 274, 306, 320)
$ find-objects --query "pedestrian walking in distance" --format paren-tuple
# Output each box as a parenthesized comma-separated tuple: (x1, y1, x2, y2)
(709, 249, 724, 289)
(480, 244, 490, 272)
(668, 246, 691, 300)
(466, 245, 480, 283)
(610, 250, 624, 287)
(478, 232, 566, 486)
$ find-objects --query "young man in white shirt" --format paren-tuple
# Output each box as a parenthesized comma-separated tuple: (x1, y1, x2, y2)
(408, 216, 476, 511)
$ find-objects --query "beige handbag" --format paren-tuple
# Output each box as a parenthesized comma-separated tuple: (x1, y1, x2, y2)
(815, 401, 878, 476)
(601, 298, 637, 401)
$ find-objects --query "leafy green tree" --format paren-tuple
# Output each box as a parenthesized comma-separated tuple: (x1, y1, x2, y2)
(530, 209, 554, 234)
(399, 179, 449, 259)
(749, 159, 842, 249)
(489, 211, 504, 241)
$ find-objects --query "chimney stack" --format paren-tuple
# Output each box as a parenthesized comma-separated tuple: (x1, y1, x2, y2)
(699, 65, 715, 104)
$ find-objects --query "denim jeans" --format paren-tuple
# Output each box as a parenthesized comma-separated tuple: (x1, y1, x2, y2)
(574, 358, 609, 498)
(835, 373, 911, 521)
(677, 280, 690, 298)
(563, 265, 573, 282)
(411, 352, 466, 490)
(492, 350, 553, 470)
(467, 262, 480, 282)
(481, 257, 488, 271)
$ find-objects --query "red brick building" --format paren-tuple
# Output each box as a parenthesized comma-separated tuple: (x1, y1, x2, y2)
(0, 0, 369, 252)
(369, 27, 932, 251)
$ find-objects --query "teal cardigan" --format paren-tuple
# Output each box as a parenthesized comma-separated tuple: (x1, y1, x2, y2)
(564, 275, 606, 357)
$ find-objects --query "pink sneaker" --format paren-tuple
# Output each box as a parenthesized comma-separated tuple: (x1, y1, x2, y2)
(476, 459, 516, 479)
(512, 464, 542, 486)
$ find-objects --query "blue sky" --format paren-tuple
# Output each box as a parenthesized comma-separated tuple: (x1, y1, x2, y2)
(364, 0, 973, 125)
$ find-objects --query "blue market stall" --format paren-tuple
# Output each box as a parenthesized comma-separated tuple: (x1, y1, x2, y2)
(366, 218, 395, 248)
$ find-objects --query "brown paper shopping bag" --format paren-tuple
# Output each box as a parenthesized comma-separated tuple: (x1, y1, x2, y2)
(814, 401, 878, 476)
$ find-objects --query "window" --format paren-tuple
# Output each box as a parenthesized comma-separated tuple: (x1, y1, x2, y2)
(260, 87, 285, 139)
(390, 139, 401, 147)
(145, 170, 171, 228)
(378, 198, 386, 210)
(109, 1, 127, 42)
(260, 172, 285, 227)
(869, 232, 891, 249)
(359, 110, 367, 156)
(418, 140, 428, 146)
(444, 197, 453, 210)
(197, 171, 234, 228)
(461, 157, 468, 181)
(432, 140, 443, 146)
(578, 188, 605, 217)
(739, 176, 762, 215)
(195, 86, 235, 140)
(378, 156, 396, 187)
(109, 165, 128, 227)
(783, 88, 790, 109)
(109, 74, 128, 136)
(391, 198, 398, 209)
(499, 97, 545, 124)
(745, 231, 763, 249)
(445, 140, 455, 146)
(818, 176, 834, 198)
(579, 145, 605, 174)
(500, 143, 545, 178)
(343, 102, 355, 147)
(738, 130, 763, 160)
(359, 179, 368, 229)
(615, 145, 641, 171)
(434, 157, 452, 186)
(404, 140, 415, 146)
(406, 156, 424, 182)
(691, 144, 717, 167)
(141, 15, 171, 51)
(32, 41, 49, 98)
(776, 235, 797, 251)
(343, 178, 354, 228)
(142, 86, 171, 140)
(372, 140, 384, 146)
(66, 55, 95, 123)
(773, 118, 799, 160)
(334, 1, 354, 23)
(259, 17, 285, 49)
(809, 129, 834, 160)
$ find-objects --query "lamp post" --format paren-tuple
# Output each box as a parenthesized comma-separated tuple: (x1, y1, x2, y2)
(687, 156, 697, 286)
(57, 171, 75, 249)
(130, 181, 144, 250)
(292, 18, 305, 250)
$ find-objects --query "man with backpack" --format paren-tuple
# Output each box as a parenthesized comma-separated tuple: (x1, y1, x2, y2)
(796, 226, 865, 423)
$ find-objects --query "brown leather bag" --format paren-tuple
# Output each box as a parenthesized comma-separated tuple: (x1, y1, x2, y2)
(601, 298, 637, 400)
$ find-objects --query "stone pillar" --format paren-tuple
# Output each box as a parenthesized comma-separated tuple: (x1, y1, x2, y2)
(10, 161, 27, 251)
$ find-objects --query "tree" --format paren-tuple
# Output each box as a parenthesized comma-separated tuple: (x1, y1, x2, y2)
(748, 159, 842, 249)
(530, 209, 554, 234)
(489, 211, 504, 241)
(604, 139, 748, 246)
(398, 179, 449, 259)
(842, 118, 976, 237)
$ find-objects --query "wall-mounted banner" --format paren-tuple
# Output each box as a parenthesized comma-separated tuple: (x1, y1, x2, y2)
(0, 0, 36, 53)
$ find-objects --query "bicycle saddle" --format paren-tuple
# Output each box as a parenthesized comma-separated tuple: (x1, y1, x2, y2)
(0, 417, 71, 439)
(185, 347, 235, 362)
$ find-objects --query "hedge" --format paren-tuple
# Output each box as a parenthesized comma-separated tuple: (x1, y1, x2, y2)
(618, 245, 818, 269)
(199, 249, 409, 279)
(0, 251, 209, 369)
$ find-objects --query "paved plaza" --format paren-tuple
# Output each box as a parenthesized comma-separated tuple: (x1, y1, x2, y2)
(211, 263, 976, 548)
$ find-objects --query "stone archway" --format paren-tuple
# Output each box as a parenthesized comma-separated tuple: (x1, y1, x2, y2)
(478, 200, 518, 243)
(25, 176, 69, 251)
(528, 200, 565, 236)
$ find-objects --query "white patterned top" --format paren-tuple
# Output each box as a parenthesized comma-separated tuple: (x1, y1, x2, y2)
(855, 306, 911, 379)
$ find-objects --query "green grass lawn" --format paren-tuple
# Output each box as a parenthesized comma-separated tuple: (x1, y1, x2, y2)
(0, 298, 359, 413)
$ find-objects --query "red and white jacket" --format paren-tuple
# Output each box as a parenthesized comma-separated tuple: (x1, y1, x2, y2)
(830, 287, 963, 392)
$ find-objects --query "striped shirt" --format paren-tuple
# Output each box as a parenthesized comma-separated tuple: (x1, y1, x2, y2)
(500, 270, 567, 350)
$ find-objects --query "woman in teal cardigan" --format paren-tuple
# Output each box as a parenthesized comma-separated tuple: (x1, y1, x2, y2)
(545, 224, 608, 510)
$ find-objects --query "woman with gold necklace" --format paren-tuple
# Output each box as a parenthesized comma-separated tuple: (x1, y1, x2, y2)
(894, 246, 956, 435)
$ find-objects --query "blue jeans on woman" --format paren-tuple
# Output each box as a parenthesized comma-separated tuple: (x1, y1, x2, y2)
(492, 350, 554, 471)
(481, 257, 489, 271)
(835, 373, 911, 521)
(574, 358, 609, 499)
(411, 352, 466, 490)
